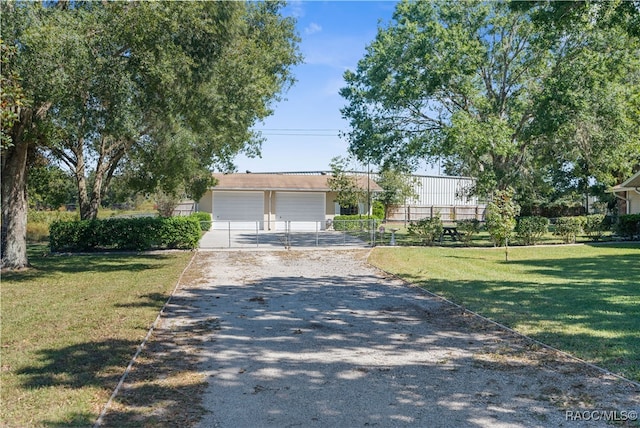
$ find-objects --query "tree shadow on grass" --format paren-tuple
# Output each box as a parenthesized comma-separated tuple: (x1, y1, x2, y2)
(11, 250, 639, 427)
(400, 251, 640, 382)
(114, 292, 169, 309)
(3, 249, 179, 283)
(17, 330, 208, 427)
(18, 340, 139, 390)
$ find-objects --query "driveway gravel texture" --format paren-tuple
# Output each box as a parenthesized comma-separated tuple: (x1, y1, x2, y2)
(120, 249, 639, 427)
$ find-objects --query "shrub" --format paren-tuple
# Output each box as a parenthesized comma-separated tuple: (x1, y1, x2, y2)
(515, 216, 549, 245)
(372, 201, 385, 219)
(616, 214, 640, 240)
(553, 217, 583, 244)
(485, 188, 520, 248)
(408, 215, 443, 245)
(332, 215, 381, 231)
(583, 214, 609, 241)
(456, 219, 481, 246)
(157, 217, 201, 249)
(50, 216, 200, 252)
(189, 212, 212, 231)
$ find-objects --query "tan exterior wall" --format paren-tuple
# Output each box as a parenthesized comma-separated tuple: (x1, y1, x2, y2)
(629, 191, 640, 214)
(326, 191, 338, 217)
(198, 191, 213, 214)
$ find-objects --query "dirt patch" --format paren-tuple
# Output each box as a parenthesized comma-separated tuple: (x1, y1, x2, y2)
(101, 250, 639, 427)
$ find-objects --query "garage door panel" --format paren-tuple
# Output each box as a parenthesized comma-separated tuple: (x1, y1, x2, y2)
(276, 192, 325, 231)
(212, 191, 263, 230)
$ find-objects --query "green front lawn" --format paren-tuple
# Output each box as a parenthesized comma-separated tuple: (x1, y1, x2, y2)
(0, 246, 193, 427)
(369, 243, 640, 382)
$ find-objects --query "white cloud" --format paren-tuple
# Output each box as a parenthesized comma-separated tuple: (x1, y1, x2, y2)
(288, 1, 305, 18)
(304, 22, 322, 35)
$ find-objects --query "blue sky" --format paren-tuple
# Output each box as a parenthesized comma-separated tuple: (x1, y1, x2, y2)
(233, 1, 438, 174)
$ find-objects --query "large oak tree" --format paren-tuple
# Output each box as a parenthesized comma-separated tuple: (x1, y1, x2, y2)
(341, 0, 640, 202)
(1, 1, 300, 269)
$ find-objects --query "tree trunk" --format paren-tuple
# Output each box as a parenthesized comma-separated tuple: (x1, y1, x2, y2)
(1, 139, 30, 269)
(74, 144, 97, 220)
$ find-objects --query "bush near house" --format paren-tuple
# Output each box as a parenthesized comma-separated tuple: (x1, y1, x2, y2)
(515, 216, 550, 245)
(50, 217, 201, 251)
(189, 212, 212, 231)
(616, 214, 640, 240)
(408, 215, 443, 245)
(333, 215, 382, 231)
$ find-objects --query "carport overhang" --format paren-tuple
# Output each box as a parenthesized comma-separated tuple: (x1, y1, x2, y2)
(607, 170, 640, 215)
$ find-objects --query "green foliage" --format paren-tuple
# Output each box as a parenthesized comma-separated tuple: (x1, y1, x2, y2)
(340, 0, 640, 200)
(485, 188, 521, 248)
(515, 216, 550, 246)
(408, 215, 443, 246)
(0, 39, 26, 149)
(2, 1, 301, 222)
(156, 217, 201, 249)
(327, 156, 365, 210)
(332, 215, 381, 231)
(456, 219, 482, 246)
(583, 214, 609, 241)
(372, 200, 385, 219)
(616, 214, 640, 240)
(27, 165, 76, 210)
(190, 212, 212, 231)
(49, 217, 200, 252)
(374, 169, 420, 219)
(553, 217, 584, 244)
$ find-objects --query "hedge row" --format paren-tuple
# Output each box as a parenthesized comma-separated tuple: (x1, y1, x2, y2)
(189, 212, 212, 231)
(50, 216, 201, 252)
(332, 215, 382, 231)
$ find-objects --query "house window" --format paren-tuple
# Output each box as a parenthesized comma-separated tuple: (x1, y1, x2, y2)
(340, 205, 359, 215)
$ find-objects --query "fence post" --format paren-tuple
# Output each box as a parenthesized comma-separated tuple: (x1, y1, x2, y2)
(343, 223, 347, 245)
(228, 221, 231, 248)
(256, 221, 259, 247)
(316, 221, 319, 247)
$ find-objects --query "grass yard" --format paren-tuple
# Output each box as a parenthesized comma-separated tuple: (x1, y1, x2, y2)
(0, 246, 194, 427)
(369, 243, 640, 382)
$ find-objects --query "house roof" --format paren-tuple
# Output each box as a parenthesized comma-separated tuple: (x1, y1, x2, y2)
(211, 173, 382, 192)
(609, 170, 640, 193)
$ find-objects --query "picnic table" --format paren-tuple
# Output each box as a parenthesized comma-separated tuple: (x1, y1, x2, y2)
(440, 225, 461, 242)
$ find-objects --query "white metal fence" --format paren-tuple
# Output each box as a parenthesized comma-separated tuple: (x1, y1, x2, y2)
(199, 220, 381, 249)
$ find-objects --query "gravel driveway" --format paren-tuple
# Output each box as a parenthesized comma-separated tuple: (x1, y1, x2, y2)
(161, 249, 638, 428)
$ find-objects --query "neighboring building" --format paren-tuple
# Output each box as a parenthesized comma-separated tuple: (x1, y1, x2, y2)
(609, 170, 640, 215)
(197, 173, 382, 231)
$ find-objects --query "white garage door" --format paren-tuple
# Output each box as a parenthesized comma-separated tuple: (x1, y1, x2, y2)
(275, 192, 325, 231)
(212, 191, 264, 230)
